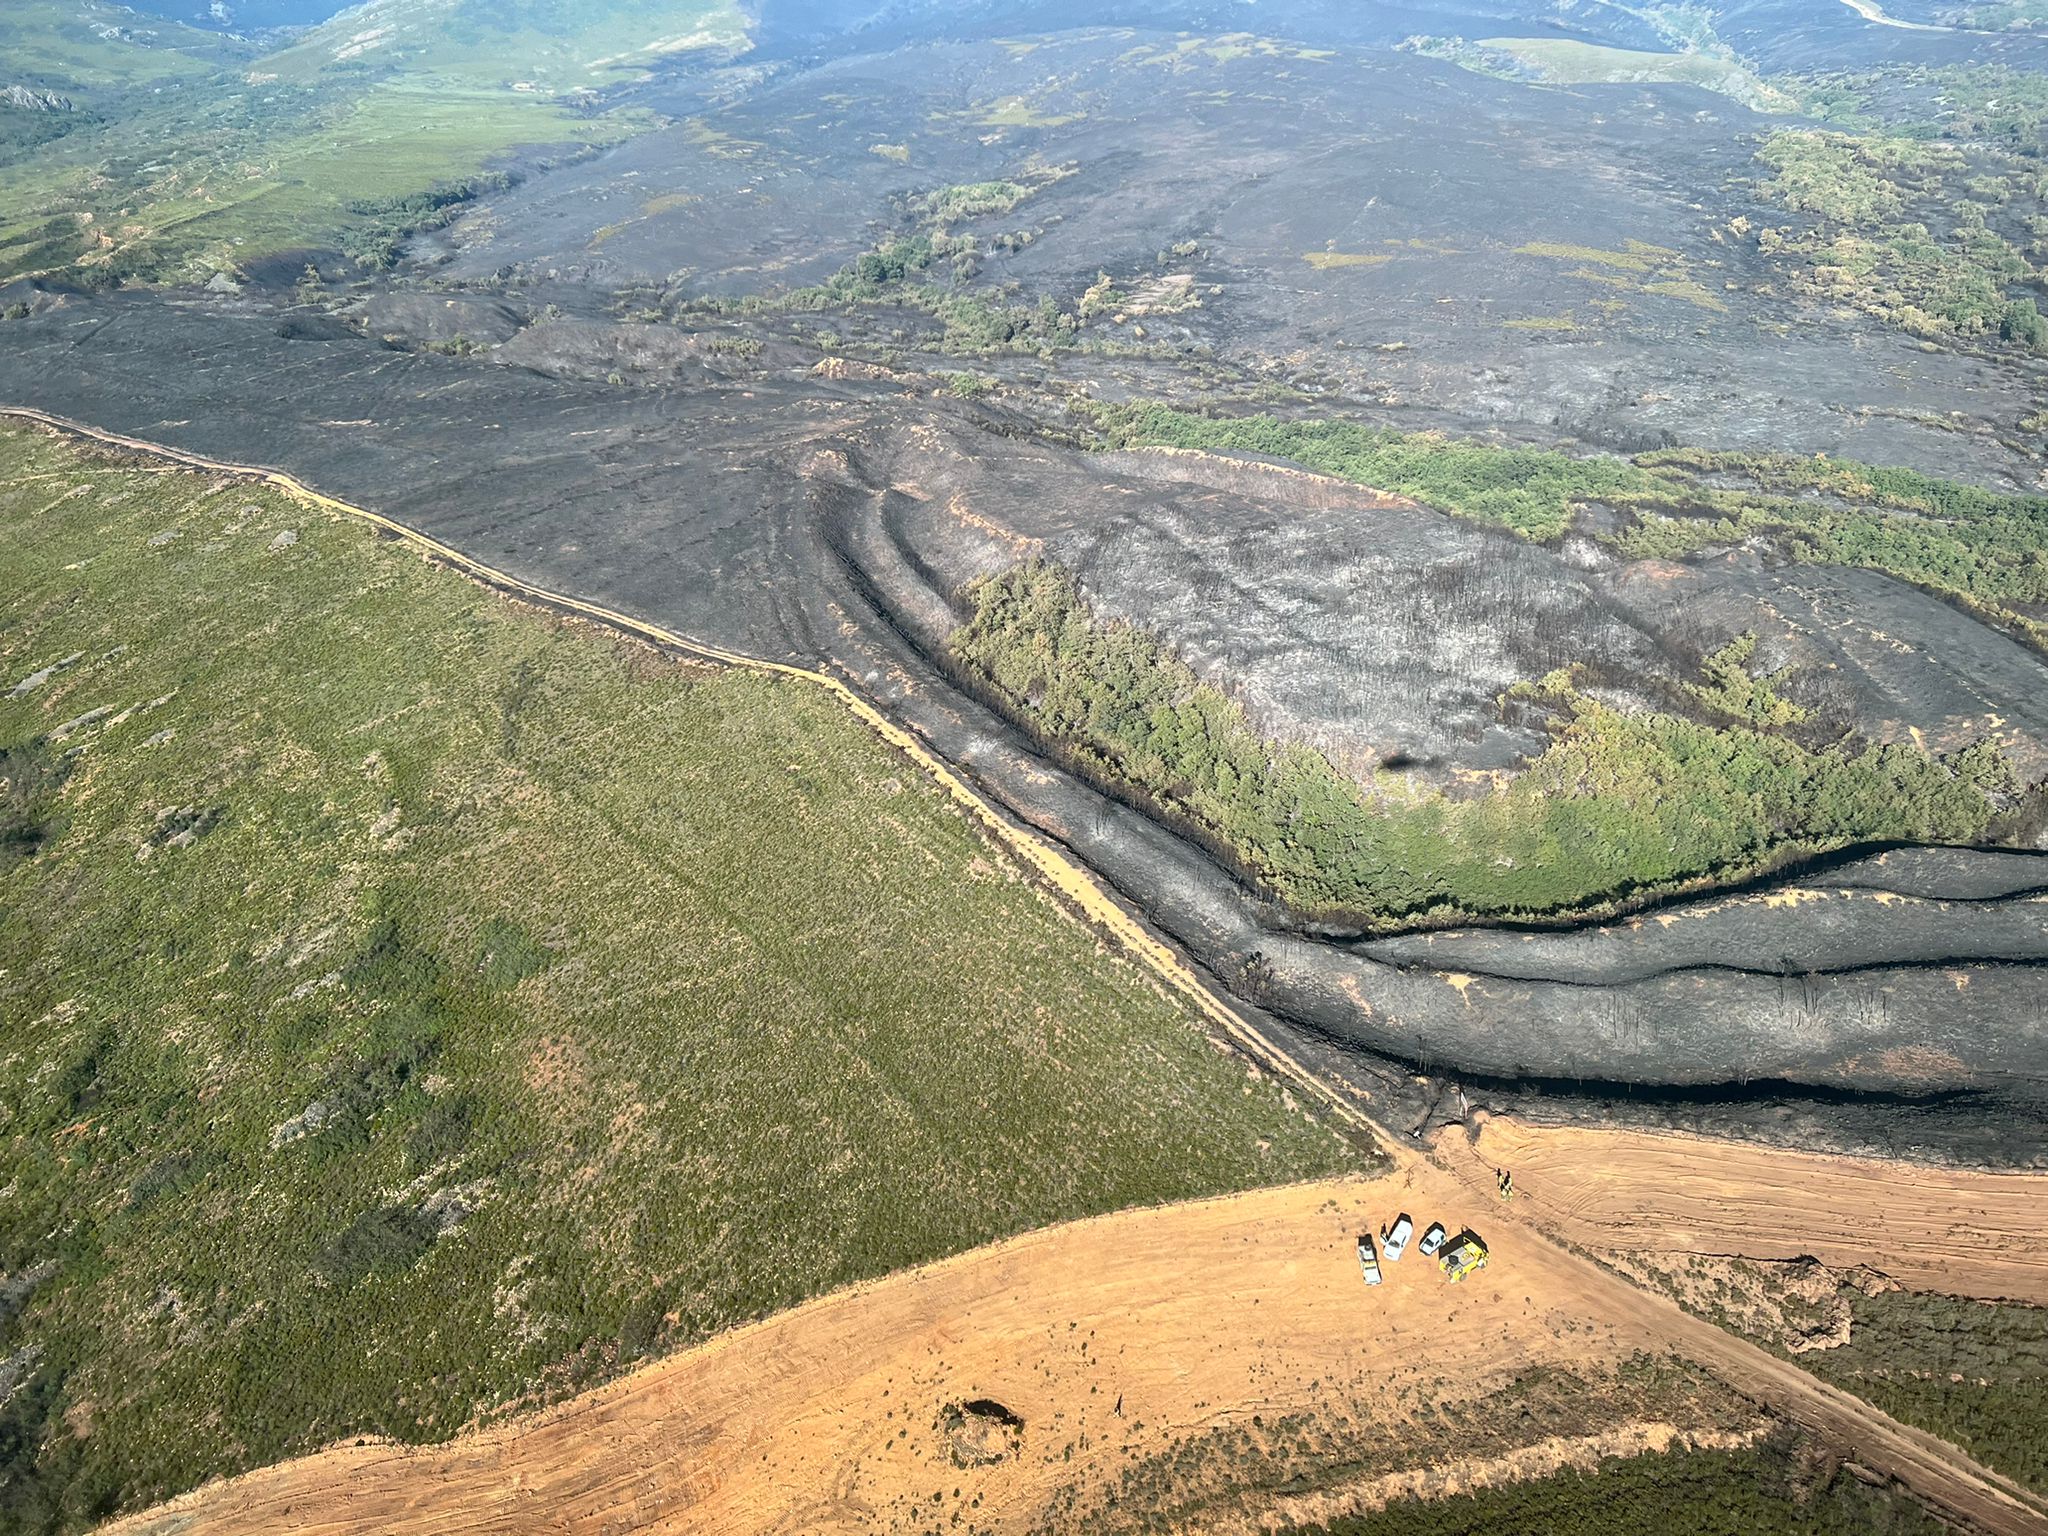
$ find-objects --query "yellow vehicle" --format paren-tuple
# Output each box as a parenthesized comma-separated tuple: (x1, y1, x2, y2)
(1438, 1232, 1489, 1283)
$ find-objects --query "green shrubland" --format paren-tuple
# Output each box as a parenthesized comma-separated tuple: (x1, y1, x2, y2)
(685, 176, 1107, 354)
(0, 424, 1354, 1533)
(1278, 1427, 1948, 1536)
(1800, 1291, 2048, 1496)
(1751, 128, 2046, 348)
(1617, 1257, 2048, 1500)
(950, 563, 2013, 925)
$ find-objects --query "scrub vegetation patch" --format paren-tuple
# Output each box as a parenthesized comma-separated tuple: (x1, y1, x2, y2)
(950, 562, 2017, 925)
(0, 424, 1353, 1534)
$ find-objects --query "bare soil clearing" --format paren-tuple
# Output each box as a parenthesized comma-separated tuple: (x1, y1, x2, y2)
(101, 1175, 1674, 1536)
(101, 1135, 2048, 1536)
(1445, 1115, 2048, 1304)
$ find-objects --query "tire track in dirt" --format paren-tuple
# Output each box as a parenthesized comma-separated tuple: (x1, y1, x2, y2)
(1424, 1149, 2048, 1535)
(87, 1175, 1710, 1536)
(1441, 1114, 2048, 1304)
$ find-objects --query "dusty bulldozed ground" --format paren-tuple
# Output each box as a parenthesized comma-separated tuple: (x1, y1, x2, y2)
(101, 1134, 2048, 1536)
(103, 1176, 1643, 1536)
(1444, 1114, 2048, 1304)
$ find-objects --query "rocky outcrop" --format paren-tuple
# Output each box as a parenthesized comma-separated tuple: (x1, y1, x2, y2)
(1, 86, 73, 113)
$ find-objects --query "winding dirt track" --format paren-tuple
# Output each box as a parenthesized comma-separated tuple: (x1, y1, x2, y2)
(15, 409, 2048, 1536)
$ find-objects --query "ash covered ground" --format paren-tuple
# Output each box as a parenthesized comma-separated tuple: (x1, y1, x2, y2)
(5, 0, 2047, 1161)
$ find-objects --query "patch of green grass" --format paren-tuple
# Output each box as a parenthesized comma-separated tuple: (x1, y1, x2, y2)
(949, 563, 2013, 925)
(1276, 1426, 1948, 1536)
(259, 0, 750, 92)
(1095, 403, 1658, 540)
(0, 77, 642, 285)
(0, 0, 236, 91)
(1302, 251, 1394, 270)
(1475, 35, 1794, 110)
(1642, 277, 1728, 311)
(1407, 29, 1791, 110)
(1515, 240, 1666, 273)
(976, 96, 1083, 129)
(0, 424, 1356, 1534)
(0, 0, 745, 284)
(1502, 313, 1577, 331)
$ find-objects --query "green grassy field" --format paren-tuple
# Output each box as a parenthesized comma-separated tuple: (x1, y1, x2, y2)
(1275, 1428, 1949, 1536)
(0, 423, 1357, 1533)
(0, 73, 639, 286)
(1475, 36, 1793, 110)
(1606, 1256, 2048, 1500)
(0, 0, 236, 90)
(259, 0, 749, 92)
(0, 0, 752, 286)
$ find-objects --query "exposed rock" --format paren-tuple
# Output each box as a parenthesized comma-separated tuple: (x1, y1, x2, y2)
(269, 1098, 333, 1149)
(1, 86, 72, 113)
(939, 1398, 1024, 1468)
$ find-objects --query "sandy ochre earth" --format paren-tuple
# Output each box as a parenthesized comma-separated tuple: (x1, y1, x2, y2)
(104, 1125, 2048, 1536)
(1445, 1115, 2048, 1306)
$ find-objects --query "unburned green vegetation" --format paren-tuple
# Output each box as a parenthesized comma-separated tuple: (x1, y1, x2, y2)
(1793, 63, 2048, 148)
(0, 423, 1354, 1533)
(1403, 30, 1789, 111)
(687, 175, 1101, 354)
(0, 74, 639, 288)
(0, 0, 748, 286)
(1750, 127, 2046, 349)
(1276, 1426, 1949, 1536)
(950, 563, 2013, 925)
(1798, 1289, 2048, 1496)
(1610, 1254, 2048, 1500)
(1096, 403, 2048, 648)
(1035, 1354, 1764, 1536)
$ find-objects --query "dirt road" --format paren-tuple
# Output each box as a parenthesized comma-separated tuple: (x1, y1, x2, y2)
(104, 1151, 2048, 1536)
(105, 1174, 1671, 1536)
(1444, 1115, 2048, 1304)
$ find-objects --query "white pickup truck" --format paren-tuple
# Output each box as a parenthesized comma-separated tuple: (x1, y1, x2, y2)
(1356, 1233, 1383, 1286)
(1383, 1213, 1415, 1262)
